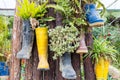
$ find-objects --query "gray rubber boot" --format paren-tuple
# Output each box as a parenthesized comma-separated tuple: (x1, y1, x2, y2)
(60, 53, 77, 79)
(16, 20, 34, 59)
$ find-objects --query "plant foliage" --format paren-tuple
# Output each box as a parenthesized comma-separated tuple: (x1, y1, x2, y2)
(91, 37, 118, 63)
(48, 0, 87, 27)
(49, 23, 80, 59)
(0, 16, 11, 61)
(17, 0, 48, 20)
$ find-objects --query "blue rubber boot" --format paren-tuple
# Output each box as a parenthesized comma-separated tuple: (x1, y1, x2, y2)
(0, 62, 9, 76)
(60, 53, 77, 79)
(16, 20, 34, 59)
(84, 4, 104, 27)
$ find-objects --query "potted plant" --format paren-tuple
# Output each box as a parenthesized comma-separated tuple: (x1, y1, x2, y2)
(16, 0, 43, 59)
(17, 0, 55, 70)
(48, 0, 87, 79)
(91, 37, 117, 80)
(49, 23, 80, 79)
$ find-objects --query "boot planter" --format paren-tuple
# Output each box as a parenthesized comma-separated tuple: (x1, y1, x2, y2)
(76, 32, 88, 54)
(84, 4, 104, 27)
(35, 27, 49, 70)
(0, 62, 9, 77)
(60, 53, 77, 79)
(95, 57, 110, 80)
(17, 20, 34, 59)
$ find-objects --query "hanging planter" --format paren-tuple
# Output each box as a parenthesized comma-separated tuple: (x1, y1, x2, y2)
(91, 37, 117, 80)
(35, 27, 49, 70)
(16, 20, 34, 59)
(49, 24, 80, 59)
(95, 57, 110, 80)
(16, 0, 47, 59)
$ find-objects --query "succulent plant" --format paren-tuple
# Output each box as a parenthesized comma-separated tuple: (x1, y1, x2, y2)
(49, 24, 80, 59)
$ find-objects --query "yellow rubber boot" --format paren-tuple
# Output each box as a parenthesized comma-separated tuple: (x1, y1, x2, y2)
(35, 27, 49, 70)
(103, 59, 110, 80)
(95, 57, 104, 80)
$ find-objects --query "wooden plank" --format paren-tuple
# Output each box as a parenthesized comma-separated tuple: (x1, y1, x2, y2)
(32, 40, 42, 80)
(72, 53, 81, 80)
(44, 0, 56, 79)
(55, 12, 66, 80)
(83, 27, 96, 80)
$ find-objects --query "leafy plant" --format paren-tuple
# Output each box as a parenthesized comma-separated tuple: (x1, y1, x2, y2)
(49, 23, 80, 59)
(0, 16, 11, 61)
(17, 0, 55, 27)
(47, 0, 87, 27)
(91, 37, 118, 63)
(17, 0, 48, 20)
(92, 14, 120, 69)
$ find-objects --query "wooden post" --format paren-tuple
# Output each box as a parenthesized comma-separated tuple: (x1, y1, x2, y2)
(83, 27, 96, 80)
(10, 1, 22, 79)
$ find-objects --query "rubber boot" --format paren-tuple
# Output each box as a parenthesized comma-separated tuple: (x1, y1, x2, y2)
(84, 4, 104, 27)
(95, 57, 110, 80)
(17, 20, 34, 59)
(76, 33, 88, 54)
(60, 53, 77, 79)
(0, 62, 9, 76)
(35, 27, 49, 70)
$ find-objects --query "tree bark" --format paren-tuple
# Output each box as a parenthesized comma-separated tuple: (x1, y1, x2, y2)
(10, 1, 22, 79)
(83, 27, 96, 80)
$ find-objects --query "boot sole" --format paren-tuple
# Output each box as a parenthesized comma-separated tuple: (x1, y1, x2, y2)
(89, 22, 104, 27)
(62, 73, 77, 79)
(16, 54, 30, 59)
(37, 68, 49, 71)
(76, 49, 88, 54)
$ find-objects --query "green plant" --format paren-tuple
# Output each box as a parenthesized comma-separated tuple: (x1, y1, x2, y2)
(17, 0, 48, 20)
(91, 37, 117, 63)
(47, 0, 87, 27)
(17, 0, 55, 27)
(92, 14, 120, 69)
(49, 23, 80, 59)
(0, 16, 11, 61)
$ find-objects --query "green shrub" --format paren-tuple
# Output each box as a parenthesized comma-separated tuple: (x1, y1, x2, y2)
(49, 23, 80, 59)
(91, 37, 118, 63)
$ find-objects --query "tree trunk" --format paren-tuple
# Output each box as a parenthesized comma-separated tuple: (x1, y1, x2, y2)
(83, 27, 96, 80)
(10, 1, 22, 79)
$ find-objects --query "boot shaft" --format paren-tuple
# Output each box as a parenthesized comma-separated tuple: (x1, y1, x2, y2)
(35, 27, 48, 55)
(22, 20, 34, 47)
(84, 4, 96, 12)
(61, 53, 72, 66)
(35, 27, 49, 70)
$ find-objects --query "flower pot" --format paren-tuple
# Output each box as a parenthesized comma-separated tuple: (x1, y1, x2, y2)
(95, 57, 110, 80)
(35, 27, 49, 70)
